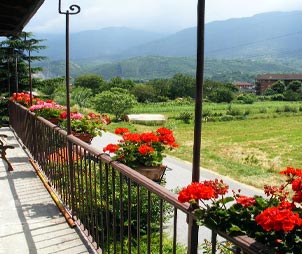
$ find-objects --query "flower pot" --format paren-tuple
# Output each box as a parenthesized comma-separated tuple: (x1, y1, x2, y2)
(134, 165, 167, 182)
(72, 132, 94, 143)
(46, 117, 60, 125)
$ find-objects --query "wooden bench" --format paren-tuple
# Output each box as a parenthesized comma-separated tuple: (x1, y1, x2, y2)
(0, 134, 14, 171)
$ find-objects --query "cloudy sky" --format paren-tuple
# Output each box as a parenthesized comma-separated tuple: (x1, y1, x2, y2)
(26, 0, 302, 34)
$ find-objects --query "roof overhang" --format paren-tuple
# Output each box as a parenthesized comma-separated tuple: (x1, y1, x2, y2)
(0, 0, 45, 37)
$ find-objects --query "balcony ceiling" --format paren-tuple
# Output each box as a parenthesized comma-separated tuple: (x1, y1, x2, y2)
(0, 0, 45, 37)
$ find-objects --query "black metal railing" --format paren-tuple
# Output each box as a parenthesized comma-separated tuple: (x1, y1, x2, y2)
(9, 101, 272, 254)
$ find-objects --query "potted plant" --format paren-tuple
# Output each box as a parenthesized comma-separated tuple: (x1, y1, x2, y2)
(60, 111, 110, 143)
(177, 167, 302, 254)
(29, 100, 66, 124)
(10, 92, 34, 107)
(103, 127, 178, 181)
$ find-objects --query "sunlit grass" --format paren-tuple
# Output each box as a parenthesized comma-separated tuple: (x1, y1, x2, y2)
(107, 101, 302, 188)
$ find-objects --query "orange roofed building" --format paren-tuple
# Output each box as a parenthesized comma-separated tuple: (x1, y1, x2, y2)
(255, 74, 302, 95)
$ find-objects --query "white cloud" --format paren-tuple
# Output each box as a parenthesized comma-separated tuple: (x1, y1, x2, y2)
(26, 0, 302, 34)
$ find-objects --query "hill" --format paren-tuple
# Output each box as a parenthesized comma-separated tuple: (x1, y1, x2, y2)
(38, 56, 302, 83)
(37, 11, 302, 61)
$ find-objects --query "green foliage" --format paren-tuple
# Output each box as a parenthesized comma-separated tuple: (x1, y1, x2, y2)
(287, 80, 302, 93)
(73, 165, 174, 252)
(208, 88, 235, 103)
(176, 112, 193, 124)
(0, 98, 9, 125)
(169, 73, 195, 99)
(130, 83, 157, 102)
(271, 80, 286, 94)
(70, 86, 93, 108)
(93, 88, 137, 120)
(236, 93, 256, 104)
(0, 32, 46, 93)
(34, 77, 65, 99)
(73, 74, 104, 94)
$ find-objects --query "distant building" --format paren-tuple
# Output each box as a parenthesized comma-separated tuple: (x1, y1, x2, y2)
(233, 82, 255, 93)
(255, 74, 302, 95)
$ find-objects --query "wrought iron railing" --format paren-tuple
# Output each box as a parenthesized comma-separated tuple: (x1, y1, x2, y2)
(9, 101, 272, 254)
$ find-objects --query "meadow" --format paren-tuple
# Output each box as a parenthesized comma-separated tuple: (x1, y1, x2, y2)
(108, 100, 302, 188)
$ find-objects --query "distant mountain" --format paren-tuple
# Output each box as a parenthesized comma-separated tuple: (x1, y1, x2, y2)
(38, 27, 167, 60)
(37, 11, 302, 61)
(38, 56, 302, 82)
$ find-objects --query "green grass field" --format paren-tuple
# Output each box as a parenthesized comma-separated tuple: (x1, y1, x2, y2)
(108, 101, 302, 188)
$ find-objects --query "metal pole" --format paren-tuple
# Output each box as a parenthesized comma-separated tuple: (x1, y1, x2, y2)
(15, 52, 18, 93)
(192, 0, 205, 183)
(59, 0, 81, 217)
(28, 46, 33, 106)
(7, 54, 10, 96)
(187, 1, 205, 253)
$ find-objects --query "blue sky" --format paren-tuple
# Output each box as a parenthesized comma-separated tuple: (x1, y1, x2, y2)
(26, 0, 302, 34)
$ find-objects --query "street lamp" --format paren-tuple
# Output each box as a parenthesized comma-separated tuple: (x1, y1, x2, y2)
(58, 0, 81, 217)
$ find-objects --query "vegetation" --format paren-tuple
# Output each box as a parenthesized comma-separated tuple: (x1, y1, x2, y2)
(93, 88, 137, 120)
(0, 32, 46, 94)
(39, 56, 302, 83)
(104, 100, 302, 189)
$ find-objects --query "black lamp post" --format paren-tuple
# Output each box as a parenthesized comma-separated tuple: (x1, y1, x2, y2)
(14, 49, 19, 94)
(59, 0, 80, 136)
(58, 0, 81, 216)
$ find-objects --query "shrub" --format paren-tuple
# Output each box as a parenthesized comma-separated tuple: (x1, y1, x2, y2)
(219, 115, 235, 121)
(270, 94, 284, 101)
(176, 112, 193, 124)
(259, 107, 267, 114)
(236, 94, 256, 104)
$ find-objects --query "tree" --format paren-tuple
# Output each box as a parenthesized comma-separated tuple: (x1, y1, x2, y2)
(208, 88, 235, 103)
(34, 77, 65, 99)
(131, 84, 157, 102)
(108, 76, 136, 90)
(0, 32, 46, 94)
(74, 74, 104, 94)
(93, 88, 137, 120)
(147, 79, 170, 100)
(169, 73, 195, 99)
(71, 86, 93, 108)
(286, 80, 302, 93)
(270, 80, 286, 94)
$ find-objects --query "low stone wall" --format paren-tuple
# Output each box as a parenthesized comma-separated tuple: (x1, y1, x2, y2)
(125, 114, 166, 124)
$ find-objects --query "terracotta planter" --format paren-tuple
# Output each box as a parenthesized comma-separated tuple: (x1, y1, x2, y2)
(134, 165, 167, 182)
(72, 132, 94, 143)
(46, 117, 60, 125)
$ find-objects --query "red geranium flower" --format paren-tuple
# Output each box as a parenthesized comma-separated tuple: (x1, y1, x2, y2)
(255, 207, 301, 232)
(178, 182, 215, 203)
(103, 144, 120, 153)
(292, 178, 302, 192)
(236, 195, 256, 207)
(115, 128, 130, 135)
(123, 133, 141, 142)
(138, 144, 154, 155)
(140, 132, 159, 143)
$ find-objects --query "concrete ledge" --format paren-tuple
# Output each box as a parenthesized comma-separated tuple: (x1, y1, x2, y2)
(125, 114, 166, 124)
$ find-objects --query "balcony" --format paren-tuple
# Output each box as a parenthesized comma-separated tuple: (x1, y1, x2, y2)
(0, 101, 273, 254)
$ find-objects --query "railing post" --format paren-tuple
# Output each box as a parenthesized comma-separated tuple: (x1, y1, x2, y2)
(187, 214, 199, 254)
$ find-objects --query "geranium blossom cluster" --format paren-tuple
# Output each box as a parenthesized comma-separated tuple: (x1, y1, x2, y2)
(103, 127, 178, 168)
(178, 166, 302, 253)
(10, 92, 34, 107)
(60, 111, 84, 120)
(29, 100, 67, 119)
(29, 100, 66, 111)
(59, 111, 110, 136)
